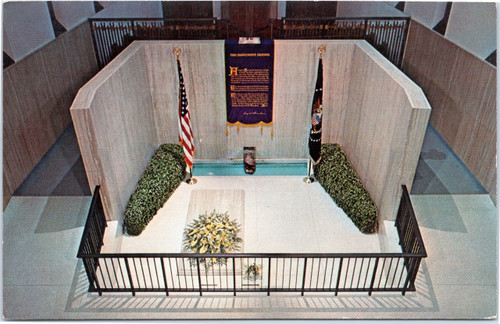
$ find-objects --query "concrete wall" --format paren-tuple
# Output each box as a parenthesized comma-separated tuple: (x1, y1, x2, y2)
(403, 20, 496, 201)
(3, 21, 99, 208)
(334, 41, 430, 224)
(71, 40, 430, 224)
(71, 43, 157, 222)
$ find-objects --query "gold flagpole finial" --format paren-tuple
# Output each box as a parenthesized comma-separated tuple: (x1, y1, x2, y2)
(173, 47, 181, 57)
(318, 45, 326, 58)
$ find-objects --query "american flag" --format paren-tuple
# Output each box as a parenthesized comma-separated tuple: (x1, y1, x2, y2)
(177, 57, 194, 169)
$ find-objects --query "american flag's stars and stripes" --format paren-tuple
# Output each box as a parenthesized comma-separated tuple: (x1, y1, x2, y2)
(177, 57, 195, 169)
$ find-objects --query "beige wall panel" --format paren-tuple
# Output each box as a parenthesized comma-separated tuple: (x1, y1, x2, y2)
(144, 41, 229, 159)
(71, 108, 101, 187)
(272, 41, 355, 159)
(5, 51, 60, 160)
(3, 21, 98, 209)
(144, 40, 356, 160)
(72, 43, 157, 221)
(403, 20, 496, 199)
(63, 22, 99, 88)
(3, 74, 34, 191)
(339, 42, 430, 222)
(321, 44, 355, 144)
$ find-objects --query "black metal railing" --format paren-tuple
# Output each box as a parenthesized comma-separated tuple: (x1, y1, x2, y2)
(77, 185, 107, 291)
(89, 18, 228, 69)
(89, 17, 409, 69)
(77, 185, 426, 296)
(277, 17, 410, 67)
(395, 185, 427, 291)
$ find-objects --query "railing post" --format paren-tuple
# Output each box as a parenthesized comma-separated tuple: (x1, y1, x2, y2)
(93, 258, 103, 296)
(81, 258, 93, 291)
(267, 257, 271, 296)
(232, 257, 237, 296)
(368, 257, 379, 296)
(124, 257, 136, 296)
(335, 258, 343, 296)
(402, 257, 412, 295)
(196, 257, 203, 296)
(130, 19, 135, 38)
(402, 256, 422, 295)
(301, 257, 308, 296)
(160, 257, 169, 296)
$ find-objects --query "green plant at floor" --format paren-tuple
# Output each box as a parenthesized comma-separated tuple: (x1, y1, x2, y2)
(244, 263, 261, 280)
(124, 144, 186, 236)
(183, 211, 242, 267)
(313, 143, 378, 234)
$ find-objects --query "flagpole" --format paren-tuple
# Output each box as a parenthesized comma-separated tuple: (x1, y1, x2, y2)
(186, 166, 197, 185)
(303, 158, 314, 183)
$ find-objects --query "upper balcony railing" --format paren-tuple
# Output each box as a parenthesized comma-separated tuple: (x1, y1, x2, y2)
(88, 17, 410, 69)
(77, 185, 426, 297)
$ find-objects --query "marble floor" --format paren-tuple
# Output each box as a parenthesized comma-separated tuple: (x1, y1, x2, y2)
(3, 123, 497, 320)
(101, 176, 400, 255)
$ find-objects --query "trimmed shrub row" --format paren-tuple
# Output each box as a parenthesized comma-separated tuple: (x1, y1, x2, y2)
(313, 143, 378, 234)
(124, 144, 186, 235)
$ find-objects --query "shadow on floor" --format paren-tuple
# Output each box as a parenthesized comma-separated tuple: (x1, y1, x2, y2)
(412, 158, 450, 195)
(411, 195, 468, 233)
(65, 259, 438, 315)
(14, 124, 91, 197)
(35, 197, 90, 233)
(411, 124, 487, 195)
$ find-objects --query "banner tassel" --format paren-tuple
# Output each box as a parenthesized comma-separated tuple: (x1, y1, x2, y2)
(226, 124, 228, 136)
(271, 124, 273, 137)
(237, 124, 240, 132)
(261, 124, 263, 133)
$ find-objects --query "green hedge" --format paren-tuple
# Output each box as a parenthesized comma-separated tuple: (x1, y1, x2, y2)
(124, 144, 186, 235)
(313, 143, 378, 234)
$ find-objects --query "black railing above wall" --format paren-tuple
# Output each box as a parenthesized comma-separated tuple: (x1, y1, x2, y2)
(276, 17, 410, 67)
(89, 18, 228, 69)
(89, 17, 410, 69)
(77, 185, 426, 297)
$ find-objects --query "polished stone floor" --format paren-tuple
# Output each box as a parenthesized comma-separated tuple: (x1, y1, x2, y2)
(101, 177, 399, 255)
(3, 123, 497, 320)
